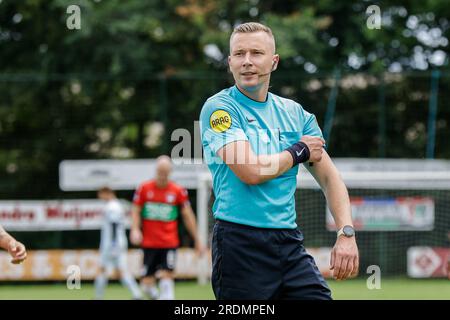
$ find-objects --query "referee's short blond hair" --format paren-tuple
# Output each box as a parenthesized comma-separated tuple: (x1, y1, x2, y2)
(230, 22, 276, 52)
(232, 22, 273, 36)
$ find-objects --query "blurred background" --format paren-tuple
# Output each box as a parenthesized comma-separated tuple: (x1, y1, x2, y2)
(0, 0, 449, 299)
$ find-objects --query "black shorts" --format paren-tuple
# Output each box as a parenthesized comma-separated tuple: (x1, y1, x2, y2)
(211, 219, 332, 300)
(142, 248, 177, 277)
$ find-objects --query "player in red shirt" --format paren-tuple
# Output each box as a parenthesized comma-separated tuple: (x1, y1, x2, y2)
(130, 155, 203, 300)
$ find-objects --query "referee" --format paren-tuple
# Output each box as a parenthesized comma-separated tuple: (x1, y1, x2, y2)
(199, 22, 358, 300)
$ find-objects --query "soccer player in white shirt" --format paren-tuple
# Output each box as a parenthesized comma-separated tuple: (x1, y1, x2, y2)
(94, 187, 143, 300)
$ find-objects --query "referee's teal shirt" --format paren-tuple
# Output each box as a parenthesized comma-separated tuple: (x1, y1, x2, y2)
(199, 85, 324, 229)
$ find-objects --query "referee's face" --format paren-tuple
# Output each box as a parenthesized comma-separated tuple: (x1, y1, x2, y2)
(229, 31, 278, 92)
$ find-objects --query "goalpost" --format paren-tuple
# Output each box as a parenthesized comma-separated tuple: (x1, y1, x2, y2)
(196, 168, 450, 284)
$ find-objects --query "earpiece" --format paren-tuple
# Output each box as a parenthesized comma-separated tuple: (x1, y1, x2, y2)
(257, 61, 277, 78)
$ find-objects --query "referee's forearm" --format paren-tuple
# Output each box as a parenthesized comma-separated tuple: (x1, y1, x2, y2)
(251, 150, 294, 184)
(323, 177, 353, 228)
(221, 141, 294, 185)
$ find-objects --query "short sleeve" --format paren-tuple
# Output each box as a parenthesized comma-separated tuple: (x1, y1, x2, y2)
(302, 108, 327, 149)
(200, 99, 248, 154)
(302, 109, 324, 139)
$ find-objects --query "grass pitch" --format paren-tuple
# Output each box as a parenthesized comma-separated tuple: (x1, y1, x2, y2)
(0, 278, 448, 300)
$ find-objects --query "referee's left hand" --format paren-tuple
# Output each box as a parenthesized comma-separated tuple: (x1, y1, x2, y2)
(330, 236, 359, 280)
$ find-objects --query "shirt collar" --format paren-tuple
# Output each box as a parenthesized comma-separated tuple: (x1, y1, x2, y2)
(231, 85, 270, 108)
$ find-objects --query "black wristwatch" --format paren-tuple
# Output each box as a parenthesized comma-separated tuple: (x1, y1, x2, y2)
(337, 225, 355, 238)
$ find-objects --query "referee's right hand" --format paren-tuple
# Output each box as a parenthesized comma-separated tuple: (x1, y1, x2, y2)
(300, 136, 325, 163)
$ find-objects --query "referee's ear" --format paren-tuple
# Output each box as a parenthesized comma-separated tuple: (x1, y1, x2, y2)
(272, 54, 280, 71)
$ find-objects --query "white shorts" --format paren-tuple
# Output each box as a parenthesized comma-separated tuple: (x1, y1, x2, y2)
(99, 247, 128, 272)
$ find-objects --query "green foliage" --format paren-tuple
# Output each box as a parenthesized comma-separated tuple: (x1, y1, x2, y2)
(0, 279, 448, 299)
(0, 0, 449, 198)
